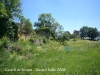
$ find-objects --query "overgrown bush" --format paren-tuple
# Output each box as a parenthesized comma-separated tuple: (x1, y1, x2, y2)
(15, 46, 22, 52)
(12, 45, 22, 54)
(42, 37, 48, 44)
(0, 40, 10, 51)
(50, 36, 54, 40)
(29, 38, 34, 43)
(64, 41, 69, 46)
(70, 34, 76, 39)
(73, 38, 77, 41)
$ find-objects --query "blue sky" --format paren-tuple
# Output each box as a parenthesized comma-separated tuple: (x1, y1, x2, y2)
(21, 0, 100, 33)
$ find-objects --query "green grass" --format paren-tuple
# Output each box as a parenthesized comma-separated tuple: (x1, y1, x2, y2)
(0, 39, 100, 75)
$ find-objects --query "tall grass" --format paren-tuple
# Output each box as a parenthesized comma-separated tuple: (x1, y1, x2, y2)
(0, 39, 100, 75)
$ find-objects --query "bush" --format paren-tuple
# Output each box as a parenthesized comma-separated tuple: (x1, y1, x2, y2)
(70, 34, 76, 39)
(73, 38, 77, 41)
(29, 38, 34, 43)
(42, 37, 48, 44)
(0, 40, 10, 51)
(64, 41, 69, 46)
(12, 45, 23, 54)
(15, 46, 22, 52)
(50, 36, 54, 40)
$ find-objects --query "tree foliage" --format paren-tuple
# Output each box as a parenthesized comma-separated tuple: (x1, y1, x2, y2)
(0, 0, 8, 18)
(56, 31, 70, 45)
(99, 31, 100, 36)
(87, 27, 99, 40)
(0, 0, 22, 19)
(22, 18, 33, 38)
(80, 26, 88, 39)
(62, 31, 70, 41)
(55, 25, 70, 44)
(70, 34, 76, 39)
(34, 13, 65, 39)
(51, 22, 61, 39)
(6, 21, 18, 41)
(34, 13, 55, 28)
(0, 0, 22, 39)
(80, 26, 99, 40)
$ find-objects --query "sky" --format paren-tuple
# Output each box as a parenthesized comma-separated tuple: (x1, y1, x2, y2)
(21, 0, 100, 34)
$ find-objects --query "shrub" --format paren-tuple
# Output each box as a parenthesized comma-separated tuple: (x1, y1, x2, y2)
(42, 37, 48, 44)
(73, 38, 77, 41)
(15, 46, 22, 52)
(29, 38, 34, 43)
(50, 36, 54, 40)
(0, 40, 10, 51)
(64, 41, 69, 46)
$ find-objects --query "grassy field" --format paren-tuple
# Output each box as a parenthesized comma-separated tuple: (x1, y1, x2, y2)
(0, 39, 100, 75)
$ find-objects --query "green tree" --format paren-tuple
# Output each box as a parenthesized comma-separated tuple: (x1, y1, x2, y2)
(22, 18, 33, 39)
(80, 26, 99, 40)
(62, 31, 70, 41)
(51, 22, 60, 39)
(56, 25, 64, 37)
(98, 31, 100, 36)
(80, 26, 88, 39)
(0, 0, 22, 38)
(0, 0, 8, 18)
(34, 13, 62, 39)
(6, 20, 18, 41)
(56, 31, 70, 45)
(87, 27, 99, 40)
(56, 25, 65, 44)
(34, 13, 55, 28)
(66, 31, 71, 35)
(70, 34, 76, 39)
(34, 22, 41, 29)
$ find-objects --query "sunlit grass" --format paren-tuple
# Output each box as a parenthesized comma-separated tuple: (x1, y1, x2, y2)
(0, 39, 100, 75)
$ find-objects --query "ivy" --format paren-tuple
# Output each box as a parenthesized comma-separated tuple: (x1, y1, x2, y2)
(36, 27, 51, 33)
